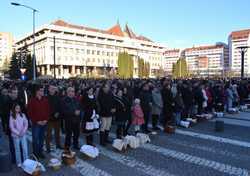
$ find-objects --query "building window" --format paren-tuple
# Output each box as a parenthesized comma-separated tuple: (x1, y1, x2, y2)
(97, 51, 100, 55)
(87, 50, 90, 55)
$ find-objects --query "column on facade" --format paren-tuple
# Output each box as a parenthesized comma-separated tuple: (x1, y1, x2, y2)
(41, 66, 45, 75)
(55, 67, 59, 78)
(71, 65, 76, 76)
(83, 66, 87, 75)
(76, 67, 80, 75)
(60, 65, 63, 77)
(46, 65, 51, 75)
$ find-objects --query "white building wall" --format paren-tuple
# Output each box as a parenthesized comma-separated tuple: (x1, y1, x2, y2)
(229, 34, 250, 76)
(16, 23, 167, 78)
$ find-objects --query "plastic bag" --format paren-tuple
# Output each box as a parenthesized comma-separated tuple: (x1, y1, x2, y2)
(22, 159, 46, 175)
(86, 122, 94, 130)
(125, 135, 140, 149)
(93, 119, 99, 129)
(80, 145, 99, 158)
(136, 133, 151, 144)
(112, 139, 127, 151)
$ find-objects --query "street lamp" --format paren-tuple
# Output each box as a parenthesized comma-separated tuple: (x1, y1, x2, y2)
(237, 46, 250, 79)
(11, 2, 38, 80)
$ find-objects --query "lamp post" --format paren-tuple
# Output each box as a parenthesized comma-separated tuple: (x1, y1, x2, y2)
(237, 46, 250, 79)
(11, 2, 38, 80)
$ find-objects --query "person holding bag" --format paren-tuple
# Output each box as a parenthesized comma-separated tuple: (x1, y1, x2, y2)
(9, 103, 28, 167)
(81, 87, 99, 146)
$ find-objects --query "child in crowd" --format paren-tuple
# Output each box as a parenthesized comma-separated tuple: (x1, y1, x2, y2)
(9, 103, 29, 167)
(132, 98, 144, 134)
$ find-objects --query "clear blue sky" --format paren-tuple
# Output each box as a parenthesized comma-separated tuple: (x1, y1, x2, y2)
(1, 0, 250, 48)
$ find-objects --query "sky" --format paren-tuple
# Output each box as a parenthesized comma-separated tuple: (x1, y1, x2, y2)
(1, 0, 250, 49)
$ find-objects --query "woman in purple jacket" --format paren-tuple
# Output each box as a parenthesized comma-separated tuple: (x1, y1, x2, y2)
(9, 103, 29, 167)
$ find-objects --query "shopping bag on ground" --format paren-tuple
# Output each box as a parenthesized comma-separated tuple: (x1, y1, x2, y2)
(125, 135, 140, 149)
(112, 139, 127, 151)
(80, 145, 99, 158)
(22, 158, 46, 175)
(136, 133, 151, 144)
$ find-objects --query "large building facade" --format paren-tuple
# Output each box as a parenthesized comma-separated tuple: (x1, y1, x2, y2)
(16, 20, 167, 78)
(163, 49, 180, 75)
(184, 44, 229, 77)
(0, 32, 13, 73)
(228, 29, 250, 76)
(164, 44, 229, 77)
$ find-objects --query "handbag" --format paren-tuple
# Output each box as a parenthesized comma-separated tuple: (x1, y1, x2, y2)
(86, 122, 94, 130)
(93, 119, 99, 129)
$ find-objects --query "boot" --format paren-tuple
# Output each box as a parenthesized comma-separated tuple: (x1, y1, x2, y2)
(116, 128, 121, 139)
(105, 130, 112, 144)
(86, 135, 94, 146)
(152, 116, 160, 131)
(100, 131, 106, 146)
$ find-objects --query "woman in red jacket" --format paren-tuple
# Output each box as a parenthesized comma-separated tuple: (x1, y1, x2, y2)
(27, 85, 50, 159)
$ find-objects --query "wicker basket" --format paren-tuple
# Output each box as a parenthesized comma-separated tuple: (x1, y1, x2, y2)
(62, 151, 76, 166)
(164, 125, 175, 134)
(31, 168, 41, 176)
(48, 159, 61, 171)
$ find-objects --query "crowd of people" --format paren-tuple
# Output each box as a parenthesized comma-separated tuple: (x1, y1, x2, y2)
(0, 78, 250, 167)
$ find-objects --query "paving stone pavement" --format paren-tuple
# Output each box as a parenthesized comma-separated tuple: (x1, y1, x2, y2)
(1, 111, 250, 176)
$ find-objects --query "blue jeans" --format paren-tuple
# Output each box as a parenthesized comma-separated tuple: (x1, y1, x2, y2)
(32, 124, 47, 156)
(13, 135, 28, 165)
(174, 112, 181, 126)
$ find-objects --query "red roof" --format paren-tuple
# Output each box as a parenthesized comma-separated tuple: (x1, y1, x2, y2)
(124, 24, 137, 39)
(51, 20, 152, 42)
(52, 20, 108, 34)
(107, 24, 124, 37)
(164, 49, 180, 55)
(230, 29, 250, 40)
(136, 35, 152, 42)
(185, 44, 225, 52)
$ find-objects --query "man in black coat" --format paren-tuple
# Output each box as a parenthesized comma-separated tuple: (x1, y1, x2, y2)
(181, 84, 195, 118)
(161, 82, 174, 127)
(61, 87, 81, 150)
(46, 85, 63, 152)
(139, 83, 153, 133)
(0, 88, 9, 133)
(98, 83, 116, 146)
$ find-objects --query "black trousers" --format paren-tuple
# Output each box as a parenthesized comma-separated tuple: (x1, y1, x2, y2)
(142, 110, 150, 131)
(64, 119, 80, 149)
(116, 123, 125, 139)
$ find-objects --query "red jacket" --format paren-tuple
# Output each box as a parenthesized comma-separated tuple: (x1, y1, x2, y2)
(27, 97, 50, 123)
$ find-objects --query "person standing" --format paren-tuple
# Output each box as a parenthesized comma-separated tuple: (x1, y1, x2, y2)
(81, 87, 98, 146)
(46, 85, 63, 153)
(151, 85, 163, 131)
(5, 87, 25, 163)
(114, 89, 127, 139)
(27, 85, 50, 159)
(139, 83, 153, 133)
(123, 86, 133, 136)
(132, 98, 144, 134)
(9, 103, 28, 167)
(98, 83, 115, 146)
(161, 82, 174, 128)
(0, 88, 9, 133)
(61, 87, 81, 150)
